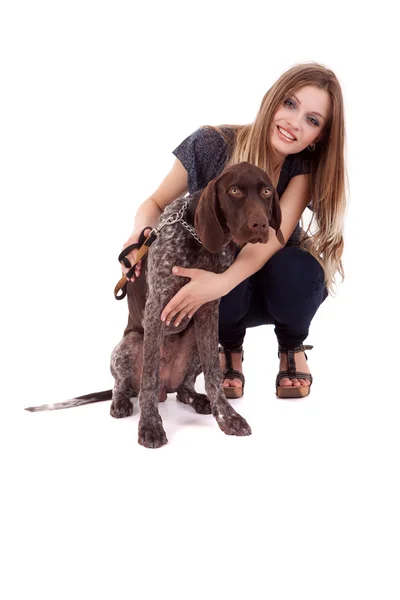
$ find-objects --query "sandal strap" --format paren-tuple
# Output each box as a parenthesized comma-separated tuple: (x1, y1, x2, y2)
(276, 370, 313, 386)
(222, 369, 245, 386)
(219, 345, 244, 371)
(277, 344, 313, 369)
(278, 343, 313, 355)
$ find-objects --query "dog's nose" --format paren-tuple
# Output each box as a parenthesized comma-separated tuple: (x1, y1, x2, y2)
(247, 215, 268, 233)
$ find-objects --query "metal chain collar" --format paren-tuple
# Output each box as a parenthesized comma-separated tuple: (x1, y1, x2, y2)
(151, 197, 202, 245)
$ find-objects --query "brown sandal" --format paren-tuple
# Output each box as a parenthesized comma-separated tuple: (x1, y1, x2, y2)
(219, 346, 245, 399)
(276, 344, 313, 398)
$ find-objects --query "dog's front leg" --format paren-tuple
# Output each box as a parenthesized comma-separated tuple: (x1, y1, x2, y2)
(138, 298, 168, 448)
(193, 303, 252, 437)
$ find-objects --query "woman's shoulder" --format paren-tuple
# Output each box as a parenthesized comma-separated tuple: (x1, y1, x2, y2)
(175, 125, 235, 151)
(172, 125, 236, 194)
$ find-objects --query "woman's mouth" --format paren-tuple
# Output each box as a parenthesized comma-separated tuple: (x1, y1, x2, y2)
(277, 125, 297, 142)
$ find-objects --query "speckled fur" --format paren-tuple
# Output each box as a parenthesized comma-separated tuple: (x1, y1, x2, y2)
(108, 196, 241, 447)
(26, 163, 281, 449)
(123, 162, 281, 447)
(136, 222, 236, 447)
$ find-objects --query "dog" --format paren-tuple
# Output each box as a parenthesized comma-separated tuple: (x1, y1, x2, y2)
(25, 162, 283, 448)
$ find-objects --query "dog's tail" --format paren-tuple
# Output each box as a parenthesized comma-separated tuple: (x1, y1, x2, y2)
(24, 389, 113, 412)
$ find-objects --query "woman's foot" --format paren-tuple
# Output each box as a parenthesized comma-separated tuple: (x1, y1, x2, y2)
(278, 350, 311, 388)
(219, 349, 244, 392)
(219, 348, 311, 389)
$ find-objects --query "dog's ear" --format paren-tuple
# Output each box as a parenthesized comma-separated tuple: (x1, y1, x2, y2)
(270, 190, 285, 245)
(194, 178, 225, 253)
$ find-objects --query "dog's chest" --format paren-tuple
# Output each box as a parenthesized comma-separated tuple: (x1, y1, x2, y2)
(147, 222, 235, 279)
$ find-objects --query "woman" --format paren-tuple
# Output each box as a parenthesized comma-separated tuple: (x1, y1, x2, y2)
(120, 62, 347, 399)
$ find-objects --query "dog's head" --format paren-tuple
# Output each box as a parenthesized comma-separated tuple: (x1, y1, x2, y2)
(194, 162, 284, 253)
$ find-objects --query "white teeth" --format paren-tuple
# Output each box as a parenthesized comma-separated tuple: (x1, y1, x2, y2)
(278, 126, 295, 140)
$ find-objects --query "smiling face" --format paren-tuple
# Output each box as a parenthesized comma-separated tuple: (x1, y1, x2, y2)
(270, 85, 331, 157)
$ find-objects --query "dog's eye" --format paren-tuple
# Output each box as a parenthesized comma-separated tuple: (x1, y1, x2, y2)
(229, 187, 240, 195)
(262, 188, 272, 197)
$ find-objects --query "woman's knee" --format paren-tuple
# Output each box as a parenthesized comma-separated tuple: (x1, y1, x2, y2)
(261, 247, 325, 293)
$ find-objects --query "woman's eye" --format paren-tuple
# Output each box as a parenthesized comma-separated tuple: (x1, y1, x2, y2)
(285, 98, 319, 126)
(230, 187, 240, 195)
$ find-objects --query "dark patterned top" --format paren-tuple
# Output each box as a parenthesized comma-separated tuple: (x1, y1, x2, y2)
(173, 126, 311, 246)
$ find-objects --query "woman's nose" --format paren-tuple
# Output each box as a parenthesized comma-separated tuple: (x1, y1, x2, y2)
(287, 120, 300, 132)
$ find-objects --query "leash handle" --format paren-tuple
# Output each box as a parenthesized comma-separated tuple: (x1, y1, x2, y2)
(114, 227, 155, 300)
(114, 241, 139, 300)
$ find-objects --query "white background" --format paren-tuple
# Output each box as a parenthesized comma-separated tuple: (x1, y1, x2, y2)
(1, 1, 399, 599)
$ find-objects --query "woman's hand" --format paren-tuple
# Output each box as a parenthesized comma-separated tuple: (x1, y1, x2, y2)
(120, 227, 152, 282)
(160, 266, 229, 326)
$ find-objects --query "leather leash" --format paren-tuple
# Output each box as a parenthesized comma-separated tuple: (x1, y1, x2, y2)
(114, 228, 156, 300)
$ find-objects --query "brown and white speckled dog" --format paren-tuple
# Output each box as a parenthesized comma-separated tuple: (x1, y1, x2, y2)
(26, 162, 283, 449)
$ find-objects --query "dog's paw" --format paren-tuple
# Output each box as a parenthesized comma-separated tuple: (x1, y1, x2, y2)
(191, 393, 212, 415)
(177, 392, 211, 415)
(138, 418, 168, 448)
(214, 405, 252, 437)
(110, 398, 134, 418)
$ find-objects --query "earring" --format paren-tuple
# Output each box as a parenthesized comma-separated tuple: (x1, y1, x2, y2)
(308, 143, 316, 152)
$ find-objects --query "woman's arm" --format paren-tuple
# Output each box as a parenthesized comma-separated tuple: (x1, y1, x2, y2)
(122, 158, 189, 280)
(131, 158, 189, 232)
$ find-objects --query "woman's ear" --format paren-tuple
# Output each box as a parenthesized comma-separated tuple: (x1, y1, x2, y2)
(194, 179, 225, 253)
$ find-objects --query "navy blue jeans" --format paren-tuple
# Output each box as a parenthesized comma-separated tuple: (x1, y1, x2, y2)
(218, 246, 328, 350)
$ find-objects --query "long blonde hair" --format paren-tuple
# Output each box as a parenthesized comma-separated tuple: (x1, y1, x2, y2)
(201, 62, 348, 294)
